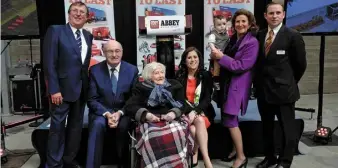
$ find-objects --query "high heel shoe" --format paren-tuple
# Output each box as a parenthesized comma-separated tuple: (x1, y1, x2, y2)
(191, 162, 198, 167)
(221, 153, 236, 162)
(231, 158, 248, 168)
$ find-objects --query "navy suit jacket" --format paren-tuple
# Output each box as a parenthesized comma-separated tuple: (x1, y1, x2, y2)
(43, 23, 93, 102)
(87, 61, 139, 116)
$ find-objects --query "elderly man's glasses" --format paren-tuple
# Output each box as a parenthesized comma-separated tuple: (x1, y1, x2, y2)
(104, 49, 122, 55)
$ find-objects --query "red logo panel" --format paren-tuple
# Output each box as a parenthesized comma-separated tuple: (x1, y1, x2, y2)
(150, 20, 159, 29)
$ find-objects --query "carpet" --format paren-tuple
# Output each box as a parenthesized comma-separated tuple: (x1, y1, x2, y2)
(1, 149, 36, 168)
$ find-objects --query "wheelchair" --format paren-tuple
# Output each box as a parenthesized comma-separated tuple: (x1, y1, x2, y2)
(129, 120, 194, 168)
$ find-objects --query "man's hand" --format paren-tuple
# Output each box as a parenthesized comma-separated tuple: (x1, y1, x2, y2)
(104, 113, 114, 127)
(146, 112, 160, 123)
(105, 112, 113, 121)
(108, 112, 121, 128)
(51, 92, 63, 105)
(162, 112, 176, 122)
(210, 48, 224, 60)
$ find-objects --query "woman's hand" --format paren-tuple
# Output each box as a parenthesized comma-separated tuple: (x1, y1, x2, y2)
(188, 111, 197, 123)
(145, 112, 160, 122)
(162, 112, 176, 122)
(188, 111, 205, 124)
(210, 48, 224, 60)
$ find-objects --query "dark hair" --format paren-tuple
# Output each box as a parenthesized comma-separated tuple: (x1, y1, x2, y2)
(213, 15, 226, 21)
(265, 2, 284, 12)
(231, 8, 259, 35)
(176, 47, 205, 79)
(68, 2, 89, 17)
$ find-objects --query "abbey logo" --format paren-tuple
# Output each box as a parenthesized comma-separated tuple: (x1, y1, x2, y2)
(150, 20, 180, 29)
(161, 20, 180, 26)
(150, 20, 159, 29)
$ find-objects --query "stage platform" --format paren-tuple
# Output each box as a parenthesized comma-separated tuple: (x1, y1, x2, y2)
(31, 100, 304, 167)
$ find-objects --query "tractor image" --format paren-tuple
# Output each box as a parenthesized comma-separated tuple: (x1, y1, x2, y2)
(144, 6, 176, 16)
(145, 8, 164, 16)
(91, 44, 102, 56)
(92, 27, 112, 41)
(87, 7, 106, 23)
(212, 7, 232, 20)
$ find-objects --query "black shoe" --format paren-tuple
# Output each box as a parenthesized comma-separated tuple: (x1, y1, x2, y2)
(65, 164, 82, 168)
(256, 158, 277, 168)
(221, 153, 236, 162)
(275, 163, 290, 168)
(192, 162, 198, 167)
(231, 158, 248, 168)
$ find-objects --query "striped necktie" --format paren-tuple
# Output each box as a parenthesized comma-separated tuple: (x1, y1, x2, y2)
(111, 68, 117, 94)
(265, 30, 274, 56)
(75, 29, 82, 52)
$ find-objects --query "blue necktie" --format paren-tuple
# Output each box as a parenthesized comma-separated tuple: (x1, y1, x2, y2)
(111, 68, 117, 94)
(75, 29, 82, 52)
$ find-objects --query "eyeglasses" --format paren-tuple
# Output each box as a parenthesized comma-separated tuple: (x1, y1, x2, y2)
(104, 49, 122, 55)
(70, 9, 87, 16)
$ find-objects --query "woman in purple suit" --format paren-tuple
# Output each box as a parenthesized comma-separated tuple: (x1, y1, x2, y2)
(211, 9, 259, 168)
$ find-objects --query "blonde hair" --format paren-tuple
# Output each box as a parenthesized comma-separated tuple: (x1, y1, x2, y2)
(142, 62, 166, 81)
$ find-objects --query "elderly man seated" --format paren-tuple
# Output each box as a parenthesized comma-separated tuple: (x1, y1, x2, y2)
(86, 40, 138, 168)
(125, 62, 194, 168)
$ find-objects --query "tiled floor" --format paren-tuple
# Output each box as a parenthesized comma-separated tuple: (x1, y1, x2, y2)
(2, 93, 338, 168)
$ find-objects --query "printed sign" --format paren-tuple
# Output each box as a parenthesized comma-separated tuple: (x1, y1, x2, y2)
(136, 0, 186, 73)
(145, 15, 185, 35)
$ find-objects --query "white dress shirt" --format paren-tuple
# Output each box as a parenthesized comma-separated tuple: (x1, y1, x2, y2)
(70, 25, 88, 63)
(107, 62, 120, 81)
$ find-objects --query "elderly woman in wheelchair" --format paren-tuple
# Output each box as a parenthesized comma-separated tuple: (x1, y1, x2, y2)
(125, 62, 194, 168)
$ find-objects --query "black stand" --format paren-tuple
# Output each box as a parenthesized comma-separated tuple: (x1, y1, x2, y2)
(137, 15, 192, 79)
(27, 38, 43, 127)
(317, 35, 325, 128)
(295, 107, 315, 119)
(312, 35, 337, 144)
(156, 36, 175, 79)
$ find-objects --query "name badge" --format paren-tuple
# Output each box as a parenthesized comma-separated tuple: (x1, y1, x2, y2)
(276, 50, 285, 55)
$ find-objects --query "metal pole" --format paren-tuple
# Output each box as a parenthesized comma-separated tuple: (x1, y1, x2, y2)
(37, 69, 42, 110)
(317, 35, 325, 128)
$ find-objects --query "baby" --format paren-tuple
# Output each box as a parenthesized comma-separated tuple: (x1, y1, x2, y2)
(207, 15, 229, 91)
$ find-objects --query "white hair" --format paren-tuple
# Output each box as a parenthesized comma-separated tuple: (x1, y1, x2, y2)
(142, 62, 166, 81)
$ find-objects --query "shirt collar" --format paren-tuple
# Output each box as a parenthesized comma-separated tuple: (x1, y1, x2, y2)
(107, 62, 121, 73)
(268, 23, 283, 35)
(69, 23, 83, 35)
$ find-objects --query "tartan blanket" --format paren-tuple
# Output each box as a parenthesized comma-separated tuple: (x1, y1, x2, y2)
(134, 118, 194, 168)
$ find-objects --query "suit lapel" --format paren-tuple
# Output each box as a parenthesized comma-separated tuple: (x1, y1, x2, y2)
(65, 23, 81, 58)
(237, 33, 251, 55)
(260, 29, 268, 57)
(82, 30, 92, 65)
(116, 62, 127, 96)
(180, 77, 187, 97)
(83, 30, 91, 56)
(267, 26, 285, 58)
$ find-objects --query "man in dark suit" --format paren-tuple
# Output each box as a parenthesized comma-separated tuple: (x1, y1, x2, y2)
(254, 2, 307, 168)
(43, 2, 93, 168)
(86, 40, 139, 168)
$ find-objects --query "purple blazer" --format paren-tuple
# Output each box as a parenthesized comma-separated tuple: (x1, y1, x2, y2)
(218, 33, 259, 116)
